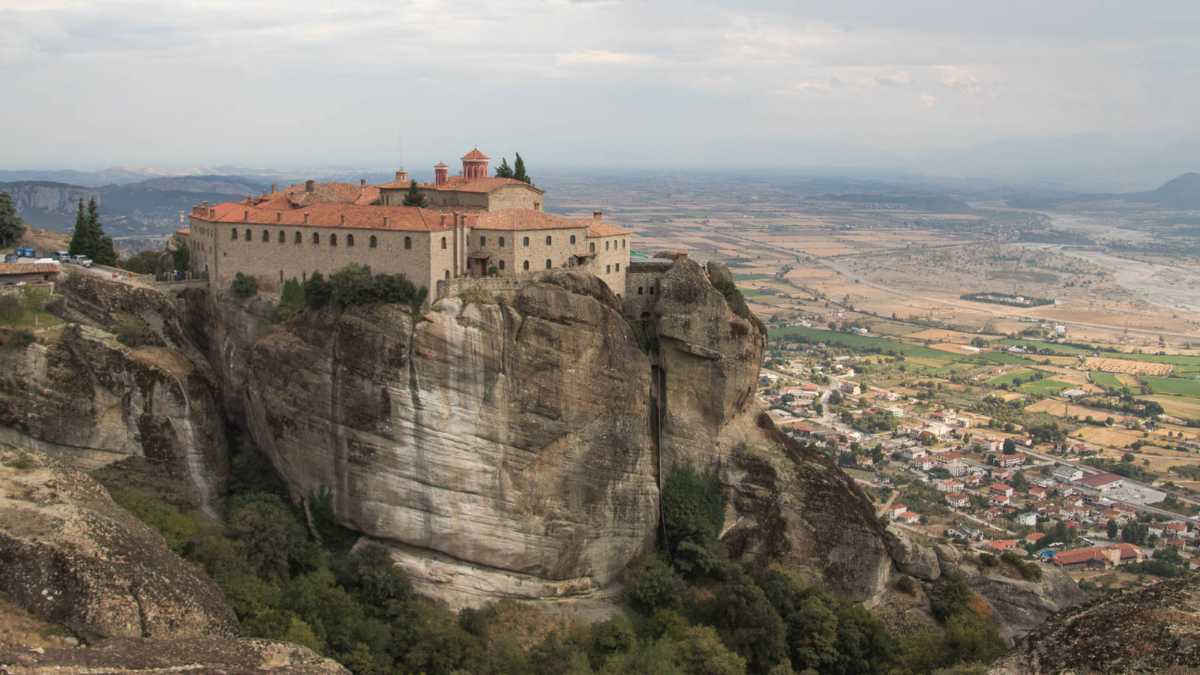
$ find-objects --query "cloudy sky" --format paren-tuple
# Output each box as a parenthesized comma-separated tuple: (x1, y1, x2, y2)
(4, 0, 1199, 185)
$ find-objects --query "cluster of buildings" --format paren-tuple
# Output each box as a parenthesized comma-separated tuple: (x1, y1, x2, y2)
(178, 148, 633, 298)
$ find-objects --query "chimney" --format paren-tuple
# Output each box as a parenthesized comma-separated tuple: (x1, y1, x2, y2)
(440, 214, 447, 227)
(340, 214, 346, 226)
(243, 209, 249, 221)
(383, 216, 389, 227)
(276, 212, 281, 223)
(434, 162, 448, 186)
(270, 183, 277, 193)
(360, 178, 366, 188)
(593, 210, 602, 222)
(305, 179, 315, 193)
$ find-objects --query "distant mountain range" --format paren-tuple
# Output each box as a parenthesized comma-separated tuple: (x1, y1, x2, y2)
(1004, 172, 1200, 210)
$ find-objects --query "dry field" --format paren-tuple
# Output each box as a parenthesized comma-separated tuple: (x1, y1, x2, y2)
(1084, 357, 1174, 376)
(1072, 426, 1145, 447)
(1146, 395, 1200, 421)
(1096, 445, 1200, 475)
(907, 329, 986, 343)
(1026, 400, 1133, 424)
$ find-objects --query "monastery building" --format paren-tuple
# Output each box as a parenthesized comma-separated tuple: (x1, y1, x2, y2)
(179, 148, 631, 298)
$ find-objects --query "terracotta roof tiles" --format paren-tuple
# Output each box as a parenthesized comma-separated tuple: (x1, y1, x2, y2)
(191, 202, 463, 232)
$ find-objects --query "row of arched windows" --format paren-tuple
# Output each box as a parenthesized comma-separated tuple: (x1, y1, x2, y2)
(231, 227, 380, 249)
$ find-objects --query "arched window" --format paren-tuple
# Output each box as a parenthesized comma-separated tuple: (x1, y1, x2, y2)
(245, 228, 251, 241)
(522, 236, 530, 247)
(589, 242, 595, 253)
(499, 237, 505, 247)
(262, 229, 269, 242)
(615, 263, 620, 272)
(444, 270, 450, 279)
(570, 234, 576, 244)
(638, 286, 644, 295)
(346, 234, 354, 247)
(330, 234, 337, 246)
(606, 264, 611, 273)
(231, 228, 238, 240)
(278, 230, 285, 243)
(545, 235, 552, 245)
(523, 260, 530, 271)
(404, 236, 412, 250)
(545, 259, 552, 269)
(441, 237, 447, 250)
(369, 235, 377, 248)
(605, 240, 610, 251)
(498, 260, 505, 270)
(294, 231, 301, 244)
(622, 239, 627, 249)
(312, 232, 319, 244)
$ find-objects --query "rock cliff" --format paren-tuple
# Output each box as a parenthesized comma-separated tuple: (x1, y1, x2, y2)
(1, 637, 349, 674)
(199, 258, 898, 607)
(992, 574, 1200, 674)
(0, 446, 236, 641)
(0, 274, 227, 513)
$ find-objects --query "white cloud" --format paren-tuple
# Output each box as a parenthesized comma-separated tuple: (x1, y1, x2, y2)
(556, 49, 655, 66)
(937, 65, 981, 93)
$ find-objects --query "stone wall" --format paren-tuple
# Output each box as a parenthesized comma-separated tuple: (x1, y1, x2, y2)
(588, 235, 631, 297)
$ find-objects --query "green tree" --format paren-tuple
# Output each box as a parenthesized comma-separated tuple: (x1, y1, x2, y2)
(589, 615, 637, 669)
(1106, 518, 1119, 540)
(226, 492, 320, 580)
(495, 157, 514, 178)
(627, 556, 688, 614)
(1002, 438, 1017, 454)
(231, 272, 258, 298)
(173, 245, 190, 273)
(705, 575, 788, 673)
(660, 465, 726, 578)
(118, 251, 162, 274)
(403, 179, 427, 207)
(674, 625, 747, 675)
(513, 153, 530, 183)
(928, 573, 972, 623)
(69, 197, 116, 264)
(68, 199, 91, 257)
(0, 191, 25, 247)
(303, 272, 332, 308)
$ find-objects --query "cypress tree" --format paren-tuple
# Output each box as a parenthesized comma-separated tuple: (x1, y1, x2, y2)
(512, 153, 530, 184)
(494, 158, 513, 178)
(69, 198, 88, 256)
(402, 180, 427, 207)
(0, 191, 25, 247)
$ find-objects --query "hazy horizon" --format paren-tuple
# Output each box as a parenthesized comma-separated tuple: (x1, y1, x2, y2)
(5, 1, 1200, 190)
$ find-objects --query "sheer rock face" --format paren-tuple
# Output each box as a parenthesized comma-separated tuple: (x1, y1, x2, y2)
(239, 273, 661, 607)
(0, 637, 348, 674)
(0, 448, 237, 641)
(0, 274, 227, 509)
(964, 563, 1086, 645)
(992, 575, 1200, 674)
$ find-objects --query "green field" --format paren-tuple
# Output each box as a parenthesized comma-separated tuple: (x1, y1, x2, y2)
(1089, 371, 1123, 389)
(770, 326, 1034, 372)
(735, 273, 775, 282)
(986, 368, 1039, 387)
(1141, 376, 1200, 397)
(1018, 379, 1073, 395)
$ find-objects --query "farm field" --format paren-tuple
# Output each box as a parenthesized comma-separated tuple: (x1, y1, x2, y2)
(1141, 376, 1200, 397)
(1089, 371, 1124, 389)
(1025, 399, 1133, 424)
(1073, 426, 1145, 447)
(1085, 356, 1174, 376)
(1145, 395, 1200, 420)
(1018, 379, 1073, 396)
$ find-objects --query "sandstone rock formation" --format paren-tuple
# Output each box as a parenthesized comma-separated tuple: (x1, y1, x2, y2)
(963, 562, 1085, 645)
(0, 637, 349, 674)
(992, 574, 1200, 674)
(0, 446, 236, 641)
(0, 274, 226, 513)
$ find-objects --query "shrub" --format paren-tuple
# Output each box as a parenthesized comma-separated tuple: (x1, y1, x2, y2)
(273, 278, 305, 322)
(118, 250, 162, 274)
(109, 488, 199, 554)
(0, 295, 22, 323)
(589, 615, 637, 669)
(458, 286, 493, 306)
(231, 272, 258, 298)
(627, 556, 688, 614)
(6, 452, 35, 471)
(303, 272, 332, 308)
(895, 575, 916, 594)
(928, 573, 972, 623)
(660, 465, 726, 578)
(704, 573, 788, 673)
(979, 553, 997, 567)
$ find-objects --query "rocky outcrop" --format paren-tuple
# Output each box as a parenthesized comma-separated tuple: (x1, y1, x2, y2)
(0, 637, 349, 674)
(964, 563, 1085, 644)
(0, 273, 227, 512)
(0, 446, 236, 641)
(992, 574, 1200, 674)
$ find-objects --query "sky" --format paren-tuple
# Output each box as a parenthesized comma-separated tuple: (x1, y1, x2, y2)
(4, 0, 1200, 188)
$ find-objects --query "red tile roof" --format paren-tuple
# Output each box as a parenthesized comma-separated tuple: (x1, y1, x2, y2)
(191, 202, 462, 232)
(378, 176, 542, 194)
(254, 182, 380, 209)
(1052, 543, 1140, 566)
(1080, 472, 1122, 488)
(473, 210, 585, 232)
(462, 148, 489, 160)
(587, 221, 630, 238)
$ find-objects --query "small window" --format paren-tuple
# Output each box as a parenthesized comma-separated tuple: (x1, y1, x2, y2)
(523, 260, 530, 271)
(589, 242, 595, 253)
(545, 259, 552, 269)
(650, 286, 656, 295)
(330, 234, 337, 247)
(231, 228, 238, 240)
(445, 270, 450, 279)
(499, 236, 505, 247)
(480, 236, 486, 246)
(523, 236, 530, 247)
(312, 232, 319, 244)
(347, 234, 354, 247)
(622, 239, 627, 249)
(277, 230, 284, 243)
(638, 286, 644, 295)
(498, 260, 505, 270)
(369, 235, 377, 248)
(615, 263, 620, 272)
(606, 264, 611, 273)
(262, 230, 269, 242)
(545, 235, 552, 246)
(605, 240, 610, 251)
(404, 236, 412, 250)
(245, 228, 251, 241)
(570, 234, 576, 244)
(441, 237, 447, 250)
(294, 231, 301, 244)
